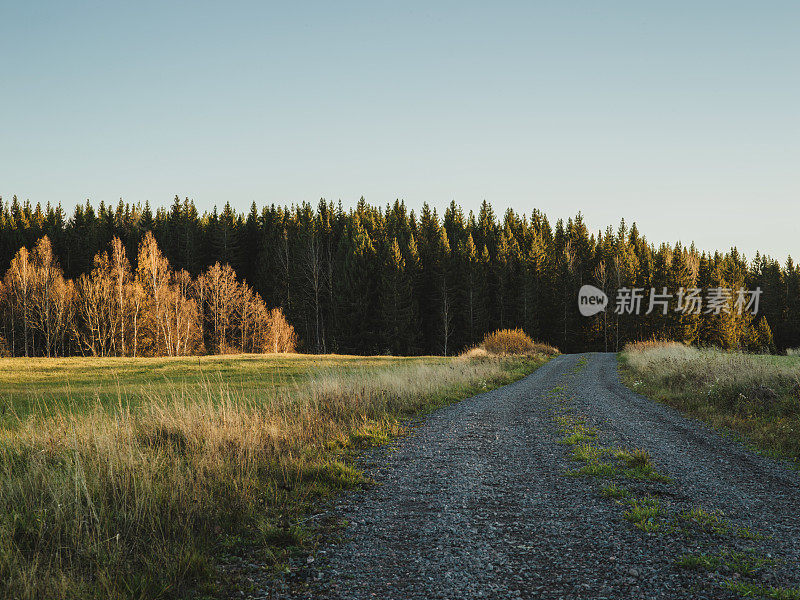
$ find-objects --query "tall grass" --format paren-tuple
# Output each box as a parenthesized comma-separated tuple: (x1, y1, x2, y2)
(0, 354, 542, 599)
(621, 342, 800, 460)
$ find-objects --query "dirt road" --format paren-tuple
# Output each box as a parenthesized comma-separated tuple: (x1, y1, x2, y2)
(265, 353, 800, 599)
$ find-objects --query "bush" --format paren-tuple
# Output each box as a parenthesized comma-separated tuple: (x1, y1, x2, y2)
(481, 329, 559, 356)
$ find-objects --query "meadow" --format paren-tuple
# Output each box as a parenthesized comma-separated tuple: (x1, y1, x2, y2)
(0, 353, 449, 424)
(620, 342, 800, 461)
(0, 349, 549, 599)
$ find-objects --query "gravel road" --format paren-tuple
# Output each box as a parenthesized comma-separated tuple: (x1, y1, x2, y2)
(257, 353, 800, 599)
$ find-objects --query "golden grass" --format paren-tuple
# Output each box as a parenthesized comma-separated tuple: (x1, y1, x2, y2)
(0, 353, 546, 599)
(620, 342, 800, 460)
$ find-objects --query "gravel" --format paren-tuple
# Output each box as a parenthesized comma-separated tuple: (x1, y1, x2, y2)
(248, 353, 800, 599)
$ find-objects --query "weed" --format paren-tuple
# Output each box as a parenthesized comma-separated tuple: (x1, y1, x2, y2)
(675, 550, 776, 576)
(623, 496, 663, 532)
(736, 525, 766, 541)
(725, 581, 800, 599)
(481, 329, 559, 356)
(568, 461, 620, 479)
(600, 483, 629, 500)
(571, 443, 612, 463)
(681, 506, 729, 535)
(615, 447, 651, 469)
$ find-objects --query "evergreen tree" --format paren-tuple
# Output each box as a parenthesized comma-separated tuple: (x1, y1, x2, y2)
(379, 238, 418, 354)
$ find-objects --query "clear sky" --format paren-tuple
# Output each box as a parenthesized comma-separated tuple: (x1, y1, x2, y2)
(1, 2, 798, 260)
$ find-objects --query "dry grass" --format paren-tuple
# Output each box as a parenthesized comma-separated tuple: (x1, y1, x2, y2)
(621, 342, 800, 460)
(480, 329, 559, 356)
(0, 354, 544, 599)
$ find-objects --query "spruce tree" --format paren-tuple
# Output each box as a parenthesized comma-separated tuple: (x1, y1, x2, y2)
(379, 238, 418, 354)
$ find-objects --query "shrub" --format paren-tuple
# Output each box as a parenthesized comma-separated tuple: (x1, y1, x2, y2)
(481, 329, 559, 356)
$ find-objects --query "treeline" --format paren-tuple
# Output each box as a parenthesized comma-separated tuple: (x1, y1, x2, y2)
(0, 195, 796, 355)
(0, 232, 296, 357)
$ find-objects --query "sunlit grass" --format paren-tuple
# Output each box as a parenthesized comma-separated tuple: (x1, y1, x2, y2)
(620, 343, 800, 460)
(0, 353, 450, 424)
(0, 352, 547, 599)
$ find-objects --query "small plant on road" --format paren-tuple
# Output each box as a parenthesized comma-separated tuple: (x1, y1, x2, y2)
(623, 496, 664, 532)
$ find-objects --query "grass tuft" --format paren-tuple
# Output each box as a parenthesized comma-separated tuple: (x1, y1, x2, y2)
(623, 496, 663, 532)
(725, 581, 800, 599)
(600, 483, 629, 500)
(676, 550, 776, 576)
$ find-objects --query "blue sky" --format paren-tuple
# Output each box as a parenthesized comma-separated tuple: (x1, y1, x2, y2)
(1, 2, 797, 259)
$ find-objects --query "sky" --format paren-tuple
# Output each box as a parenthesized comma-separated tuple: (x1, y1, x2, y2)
(1, 1, 798, 260)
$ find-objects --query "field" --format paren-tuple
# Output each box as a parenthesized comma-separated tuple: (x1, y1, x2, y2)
(0, 351, 547, 600)
(0, 353, 450, 424)
(620, 342, 800, 461)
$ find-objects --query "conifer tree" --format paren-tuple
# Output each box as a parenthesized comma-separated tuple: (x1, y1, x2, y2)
(379, 238, 418, 354)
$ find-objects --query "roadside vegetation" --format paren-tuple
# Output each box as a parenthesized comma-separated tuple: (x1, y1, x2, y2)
(620, 341, 800, 461)
(0, 340, 550, 599)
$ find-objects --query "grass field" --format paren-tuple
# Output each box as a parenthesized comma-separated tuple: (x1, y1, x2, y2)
(0, 351, 549, 600)
(0, 353, 449, 424)
(620, 342, 800, 461)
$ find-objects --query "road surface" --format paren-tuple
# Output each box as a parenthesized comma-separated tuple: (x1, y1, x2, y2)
(262, 353, 800, 599)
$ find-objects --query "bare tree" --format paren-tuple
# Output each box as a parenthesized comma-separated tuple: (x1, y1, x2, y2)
(594, 260, 609, 352)
(5, 246, 33, 356)
(137, 232, 173, 356)
(440, 275, 453, 356)
(110, 237, 132, 356)
(130, 278, 145, 357)
(29, 237, 68, 357)
(163, 269, 201, 356)
(301, 227, 325, 352)
(74, 253, 116, 356)
(265, 307, 297, 353)
(0, 232, 298, 359)
(198, 262, 241, 353)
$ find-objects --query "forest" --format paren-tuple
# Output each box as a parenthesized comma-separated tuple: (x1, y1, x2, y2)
(0, 195, 795, 357)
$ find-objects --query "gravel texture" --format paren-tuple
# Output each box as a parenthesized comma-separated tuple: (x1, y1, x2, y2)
(248, 353, 800, 599)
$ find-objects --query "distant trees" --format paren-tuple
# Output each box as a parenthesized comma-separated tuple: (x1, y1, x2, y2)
(0, 232, 295, 357)
(0, 194, 793, 355)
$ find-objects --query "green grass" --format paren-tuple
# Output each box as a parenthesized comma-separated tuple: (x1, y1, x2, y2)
(600, 483, 630, 499)
(680, 506, 730, 535)
(566, 446, 672, 483)
(0, 352, 548, 599)
(725, 581, 800, 599)
(0, 353, 450, 424)
(620, 343, 800, 461)
(675, 550, 776, 576)
(623, 496, 664, 532)
(571, 443, 612, 462)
